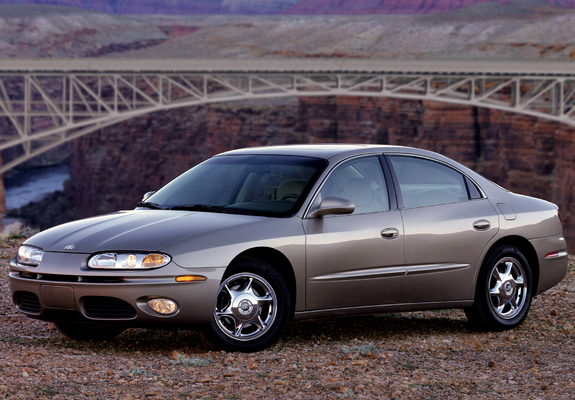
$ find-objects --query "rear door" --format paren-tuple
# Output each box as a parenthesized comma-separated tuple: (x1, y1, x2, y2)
(386, 155, 499, 304)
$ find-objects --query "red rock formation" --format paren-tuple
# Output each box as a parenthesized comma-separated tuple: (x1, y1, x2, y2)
(60, 96, 575, 250)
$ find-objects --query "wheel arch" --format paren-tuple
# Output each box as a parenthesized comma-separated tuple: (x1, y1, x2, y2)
(229, 247, 297, 315)
(483, 235, 540, 294)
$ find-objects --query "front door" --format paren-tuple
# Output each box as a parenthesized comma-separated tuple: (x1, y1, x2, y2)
(303, 155, 405, 310)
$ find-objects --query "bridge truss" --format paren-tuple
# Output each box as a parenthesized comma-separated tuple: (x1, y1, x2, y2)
(0, 58, 574, 173)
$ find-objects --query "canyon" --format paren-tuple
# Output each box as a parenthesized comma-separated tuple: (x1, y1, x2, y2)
(0, 4, 573, 251)
(13, 96, 575, 251)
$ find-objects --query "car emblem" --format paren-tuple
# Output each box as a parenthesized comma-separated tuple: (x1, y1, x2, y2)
(504, 282, 514, 296)
(238, 299, 253, 315)
(63, 245, 75, 250)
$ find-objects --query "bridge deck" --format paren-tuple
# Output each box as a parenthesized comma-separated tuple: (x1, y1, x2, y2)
(0, 58, 573, 75)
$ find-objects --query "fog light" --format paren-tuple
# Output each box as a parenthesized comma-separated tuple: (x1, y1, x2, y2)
(147, 298, 177, 315)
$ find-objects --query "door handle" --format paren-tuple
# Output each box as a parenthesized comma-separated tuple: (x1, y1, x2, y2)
(473, 220, 490, 231)
(381, 228, 399, 240)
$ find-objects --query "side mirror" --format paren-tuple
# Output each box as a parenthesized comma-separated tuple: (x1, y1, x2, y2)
(142, 191, 156, 201)
(308, 197, 355, 219)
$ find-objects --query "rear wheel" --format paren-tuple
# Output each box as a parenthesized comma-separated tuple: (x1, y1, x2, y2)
(465, 245, 533, 330)
(54, 322, 125, 341)
(201, 258, 291, 352)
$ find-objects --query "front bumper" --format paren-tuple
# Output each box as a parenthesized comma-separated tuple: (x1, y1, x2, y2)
(9, 251, 224, 327)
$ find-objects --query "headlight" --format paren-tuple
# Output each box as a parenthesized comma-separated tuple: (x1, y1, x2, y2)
(17, 245, 44, 266)
(88, 253, 171, 270)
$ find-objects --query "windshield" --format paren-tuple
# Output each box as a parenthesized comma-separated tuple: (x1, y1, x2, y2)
(142, 154, 327, 217)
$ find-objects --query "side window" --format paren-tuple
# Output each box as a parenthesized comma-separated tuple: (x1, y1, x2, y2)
(389, 156, 479, 208)
(318, 156, 389, 214)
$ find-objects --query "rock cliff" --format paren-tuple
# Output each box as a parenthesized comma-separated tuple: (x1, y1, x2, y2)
(27, 96, 574, 250)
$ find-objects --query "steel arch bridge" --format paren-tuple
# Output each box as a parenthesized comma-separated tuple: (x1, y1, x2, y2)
(0, 58, 574, 174)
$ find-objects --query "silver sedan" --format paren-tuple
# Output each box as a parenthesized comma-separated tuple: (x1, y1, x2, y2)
(10, 145, 568, 352)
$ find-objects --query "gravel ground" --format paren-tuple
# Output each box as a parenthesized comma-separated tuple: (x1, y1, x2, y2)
(1, 236, 574, 399)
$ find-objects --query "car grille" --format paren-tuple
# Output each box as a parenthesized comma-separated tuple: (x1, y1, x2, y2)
(16, 292, 41, 314)
(39, 274, 79, 282)
(18, 272, 123, 284)
(82, 296, 137, 319)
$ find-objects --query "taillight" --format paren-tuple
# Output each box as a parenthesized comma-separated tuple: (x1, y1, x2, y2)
(558, 209, 562, 224)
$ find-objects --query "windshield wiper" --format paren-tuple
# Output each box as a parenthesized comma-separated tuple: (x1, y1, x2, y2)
(170, 204, 241, 214)
(136, 201, 168, 210)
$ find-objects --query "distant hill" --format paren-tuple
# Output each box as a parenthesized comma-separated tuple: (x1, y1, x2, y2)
(549, 0, 575, 6)
(0, 0, 299, 15)
(0, 0, 574, 15)
(0, 1, 573, 61)
(283, 0, 575, 14)
(284, 0, 492, 15)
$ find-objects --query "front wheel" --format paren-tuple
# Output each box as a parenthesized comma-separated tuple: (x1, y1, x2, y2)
(465, 245, 533, 331)
(201, 258, 291, 352)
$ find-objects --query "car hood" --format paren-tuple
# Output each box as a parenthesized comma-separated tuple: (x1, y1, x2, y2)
(24, 210, 265, 253)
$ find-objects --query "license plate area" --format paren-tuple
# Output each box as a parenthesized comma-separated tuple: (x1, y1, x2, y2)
(40, 285, 76, 310)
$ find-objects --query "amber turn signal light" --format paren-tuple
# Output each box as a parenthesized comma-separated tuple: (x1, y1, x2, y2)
(176, 275, 207, 282)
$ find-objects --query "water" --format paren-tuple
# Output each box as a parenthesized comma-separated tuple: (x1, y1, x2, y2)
(4, 164, 70, 211)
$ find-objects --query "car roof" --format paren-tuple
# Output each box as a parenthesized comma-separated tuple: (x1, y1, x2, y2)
(216, 144, 415, 159)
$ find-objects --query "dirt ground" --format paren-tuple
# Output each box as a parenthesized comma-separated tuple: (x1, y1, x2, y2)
(1, 236, 574, 399)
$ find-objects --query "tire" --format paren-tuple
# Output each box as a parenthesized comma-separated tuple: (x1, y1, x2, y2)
(201, 257, 291, 352)
(465, 245, 533, 331)
(54, 322, 126, 341)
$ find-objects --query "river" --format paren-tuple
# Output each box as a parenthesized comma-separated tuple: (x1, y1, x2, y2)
(3, 164, 71, 228)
